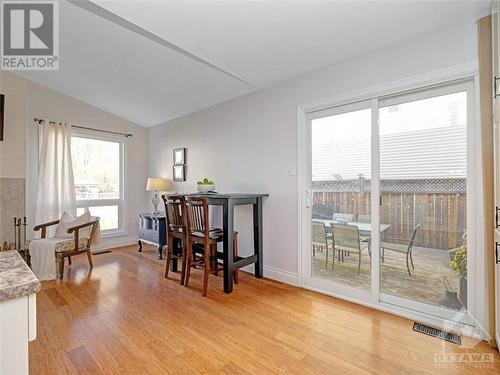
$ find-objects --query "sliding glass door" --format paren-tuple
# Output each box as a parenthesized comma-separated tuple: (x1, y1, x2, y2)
(310, 102, 372, 292)
(305, 81, 472, 324)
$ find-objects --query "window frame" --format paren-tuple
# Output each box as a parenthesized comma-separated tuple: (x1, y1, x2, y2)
(71, 128, 126, 237)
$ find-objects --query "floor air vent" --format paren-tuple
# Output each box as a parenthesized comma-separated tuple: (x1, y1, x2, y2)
(412, 322, 462, 345)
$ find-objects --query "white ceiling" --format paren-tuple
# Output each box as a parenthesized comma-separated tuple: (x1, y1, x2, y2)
(19, 0, 490, 127)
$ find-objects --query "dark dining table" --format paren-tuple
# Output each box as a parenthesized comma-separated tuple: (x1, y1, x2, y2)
(170, 192, 268, 294)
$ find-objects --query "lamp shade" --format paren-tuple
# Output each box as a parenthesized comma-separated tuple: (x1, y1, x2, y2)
(146, 178, 171, 191)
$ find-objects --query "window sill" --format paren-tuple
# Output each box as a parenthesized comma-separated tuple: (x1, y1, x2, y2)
(101, 230, 127, 239)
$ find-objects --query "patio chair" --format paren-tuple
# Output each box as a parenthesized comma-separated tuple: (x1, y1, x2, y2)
(380, 222, 422, 276)
(332, 213, 354, 222)
(332, 224, 369, 275)
(357, 214, 371, 223)
(312, 221, 334, 268)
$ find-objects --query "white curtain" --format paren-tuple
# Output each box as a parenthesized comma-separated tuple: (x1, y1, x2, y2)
(35, 121, 76, 237)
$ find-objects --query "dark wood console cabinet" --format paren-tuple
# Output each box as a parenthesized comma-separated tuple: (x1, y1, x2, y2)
(137, 213, 166, 259)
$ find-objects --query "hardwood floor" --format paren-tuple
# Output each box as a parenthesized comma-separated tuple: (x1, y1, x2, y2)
(30, 244, 500, 374)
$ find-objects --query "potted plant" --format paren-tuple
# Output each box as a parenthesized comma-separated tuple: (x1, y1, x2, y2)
(450, 245, 467, 308)
(197, 178, 215, 193)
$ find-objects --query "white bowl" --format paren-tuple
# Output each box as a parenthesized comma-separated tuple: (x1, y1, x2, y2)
(197, 184, 215, 192)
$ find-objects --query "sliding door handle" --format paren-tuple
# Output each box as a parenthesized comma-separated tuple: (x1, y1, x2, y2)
(496, 206, 500, 228)
(496, 242, 500, 264)
(305, 189, 312, 208)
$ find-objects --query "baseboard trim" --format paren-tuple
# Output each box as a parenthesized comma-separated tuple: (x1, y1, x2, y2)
(263, 265, 299, 286)
(91, 235, 137, 253)
(240, 264, 299, 286)
(93, 238, 300, 287)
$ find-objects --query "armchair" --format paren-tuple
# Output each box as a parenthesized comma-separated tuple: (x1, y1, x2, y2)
(33, 217, 100, 279)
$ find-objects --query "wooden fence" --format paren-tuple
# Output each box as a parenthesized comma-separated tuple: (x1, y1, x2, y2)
(313, 191, 466, 250)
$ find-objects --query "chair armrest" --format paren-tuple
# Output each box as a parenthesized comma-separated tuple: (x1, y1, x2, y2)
(66, 219, 99, 234)
(67, 218, 100, 252)
(33, 220, 60, 231)
(33, 220, 60, 239)
(382, 234, 410, 243)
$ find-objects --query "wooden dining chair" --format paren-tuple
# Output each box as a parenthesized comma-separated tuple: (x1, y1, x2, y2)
(183, 195, 239, 296)
(161, 195, 187, 284)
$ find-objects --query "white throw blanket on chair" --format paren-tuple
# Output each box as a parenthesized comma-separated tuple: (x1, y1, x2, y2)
(30, 237, 69, 281)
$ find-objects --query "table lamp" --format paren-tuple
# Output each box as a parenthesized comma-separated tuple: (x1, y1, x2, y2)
(146, 178, 171, 214)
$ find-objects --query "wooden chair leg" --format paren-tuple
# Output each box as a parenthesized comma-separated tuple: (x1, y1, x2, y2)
(211, 243, 219, 276)
(86, 249, 93, 269)
(233, 235, 239, 284)
(409, 249, 415, 269)
(164, 236, 173, 279)
(357, 252, 361, 275)
(56, 255, 64, 280)
(201, 241, 211, 297)
(325, 243, 329, 268)
(180, 238, 187, 286)
(68, 256, 72, 265)
(184, 238, 193, 287)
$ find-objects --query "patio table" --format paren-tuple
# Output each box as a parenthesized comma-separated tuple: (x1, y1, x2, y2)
(312, 219, 391, 237)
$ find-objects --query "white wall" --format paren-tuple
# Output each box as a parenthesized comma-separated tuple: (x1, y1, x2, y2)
(0, 71, 148, 246)
(148, 19, 479, 283)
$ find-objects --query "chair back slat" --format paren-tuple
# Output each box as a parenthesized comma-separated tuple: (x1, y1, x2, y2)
(162, 195, 184, 233)
(184, 196, 209, 237)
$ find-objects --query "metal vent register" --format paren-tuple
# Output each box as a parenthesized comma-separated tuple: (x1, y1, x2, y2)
(413, 322, 462, 345)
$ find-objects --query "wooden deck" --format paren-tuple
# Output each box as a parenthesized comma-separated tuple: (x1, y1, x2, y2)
(30, 244, 498, 374)
(312, 246, 461, 308)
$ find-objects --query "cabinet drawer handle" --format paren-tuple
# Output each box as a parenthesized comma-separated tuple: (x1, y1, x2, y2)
(496, 242, 500, 264)
(496, 206, 500, 228)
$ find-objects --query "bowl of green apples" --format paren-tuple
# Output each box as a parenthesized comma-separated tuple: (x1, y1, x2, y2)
(197, 178, 215, 192)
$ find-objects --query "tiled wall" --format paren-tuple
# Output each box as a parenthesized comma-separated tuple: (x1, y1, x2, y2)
(0, 178, 25, 244)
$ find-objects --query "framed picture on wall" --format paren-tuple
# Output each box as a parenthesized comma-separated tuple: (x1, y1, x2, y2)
(173, 148, 185, 165)
(0, 94, 4, 141)
(173, 165, 186, 182)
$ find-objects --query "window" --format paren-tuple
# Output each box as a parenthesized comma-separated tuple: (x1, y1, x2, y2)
(71, 131, 124, 234)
